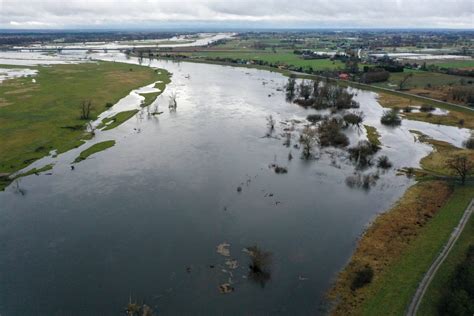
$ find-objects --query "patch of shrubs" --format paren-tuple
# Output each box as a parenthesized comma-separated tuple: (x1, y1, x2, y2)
(403, 106, 414, 113)
(351, 265, 374, 291)
(381, 108, 402, 126)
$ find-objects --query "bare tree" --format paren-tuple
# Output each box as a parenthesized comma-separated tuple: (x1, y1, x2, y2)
(447, 155, 473, 185)
(80, 100, 93, 120)
(169, 92, 178, 110)
(266, 115, 276, 131)
(398, 73, 413, 91)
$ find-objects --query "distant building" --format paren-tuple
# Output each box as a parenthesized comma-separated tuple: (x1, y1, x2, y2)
(339, 73, 350, 80)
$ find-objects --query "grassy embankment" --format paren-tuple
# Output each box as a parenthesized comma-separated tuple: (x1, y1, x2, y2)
(0, 61, 169, 190)
(73, 140, 116, 163)
(329, 130, 474, 315)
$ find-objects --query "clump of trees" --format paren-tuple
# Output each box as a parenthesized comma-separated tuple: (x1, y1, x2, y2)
(286, 77, 360, 111)
(446, 155, 473, 185)
(381, 108, 402, 126)
(317, 118, 350, 148)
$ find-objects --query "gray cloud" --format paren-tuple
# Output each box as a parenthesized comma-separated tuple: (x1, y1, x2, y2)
(0, 0, 473, 29)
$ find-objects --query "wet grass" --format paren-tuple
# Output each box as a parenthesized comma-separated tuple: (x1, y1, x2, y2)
(99, 110, 139, 131)
(418, 198, 474, 315)
(364, 125, 382, 148)
(0, 61, 168, 190)
(73, 140, 116, 163)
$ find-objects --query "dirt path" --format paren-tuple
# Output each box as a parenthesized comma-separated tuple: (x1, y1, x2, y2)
(405, 198, 474, 316)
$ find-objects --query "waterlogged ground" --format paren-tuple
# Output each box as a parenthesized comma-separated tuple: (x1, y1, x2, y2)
(0, 53, 470, 315)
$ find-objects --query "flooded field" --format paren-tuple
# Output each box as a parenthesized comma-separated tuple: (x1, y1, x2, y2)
(0, 53, 470, 314)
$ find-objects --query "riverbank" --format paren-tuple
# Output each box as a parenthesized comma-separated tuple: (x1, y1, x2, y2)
(0, 61, 170, 190)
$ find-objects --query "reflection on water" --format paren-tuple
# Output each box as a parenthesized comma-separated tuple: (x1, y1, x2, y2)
(0, 53, 470, 315)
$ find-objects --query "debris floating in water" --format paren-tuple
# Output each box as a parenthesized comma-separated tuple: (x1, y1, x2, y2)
(219, 283, 234, 294)
(216, 243, 230, 257)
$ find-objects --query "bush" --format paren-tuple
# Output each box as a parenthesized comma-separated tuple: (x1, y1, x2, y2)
(105, 102, 114, 108)
(377, 155, 393, 169)
(351, 265, 374, 290)
(307, 114, 322, 123)
(420, 104, 435, 112)
(343, 112, 364, 127)
(403, 106, 414, 113)
(463, 137, 474, 149)
(381, 108, 402, 126)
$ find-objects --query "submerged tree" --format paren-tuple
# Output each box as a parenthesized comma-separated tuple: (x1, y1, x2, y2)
(285, 76, 296, 101)
(246, 246, 272, 288)
(299, 126, 318, 159)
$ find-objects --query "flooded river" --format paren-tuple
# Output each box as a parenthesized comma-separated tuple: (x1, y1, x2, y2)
(0, 53, 470, 315)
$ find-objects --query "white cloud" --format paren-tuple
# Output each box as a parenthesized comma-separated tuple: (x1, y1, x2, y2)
(0, 0, 473, 29)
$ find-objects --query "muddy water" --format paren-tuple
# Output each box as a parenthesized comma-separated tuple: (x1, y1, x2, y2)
(0, 54, 470, 315)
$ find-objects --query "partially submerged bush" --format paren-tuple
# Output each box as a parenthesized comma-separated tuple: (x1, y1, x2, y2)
(377, 155, 393, 169)
(419, 104, 435, 112)
(348, 140, 379, 168)
(403, 106, 413, 113)
(463, 136, 474, 149)
(380, 108, 402, 126)
(307, 114, 322, 123)
(351, 265, 374, 291)
(343, 111, 365, 127)
(270, 164, 288, 174)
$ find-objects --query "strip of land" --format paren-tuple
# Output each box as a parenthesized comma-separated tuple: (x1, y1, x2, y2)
(0, 61, 170, 190)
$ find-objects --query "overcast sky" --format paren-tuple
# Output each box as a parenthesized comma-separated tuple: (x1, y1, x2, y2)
(0, 0, 473, 29)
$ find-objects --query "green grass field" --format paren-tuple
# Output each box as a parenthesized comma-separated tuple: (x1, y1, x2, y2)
(190, 50, 345, 71)
(374, 69, 466, 90)
(360, 185, 474, 315)
(0, 61, 169, 181)
(429, 60, 474, 69)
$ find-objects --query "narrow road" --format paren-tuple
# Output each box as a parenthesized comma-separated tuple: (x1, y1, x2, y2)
(406, 198, 474, 316)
